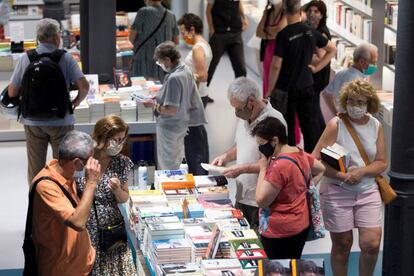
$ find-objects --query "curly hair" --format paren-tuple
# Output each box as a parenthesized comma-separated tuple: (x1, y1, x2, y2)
(339, 79, 380, 114)
(92, 115, 129, 150)
(177, 13, 203, 34)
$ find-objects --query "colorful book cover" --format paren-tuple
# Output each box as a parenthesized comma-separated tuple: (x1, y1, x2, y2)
(223, 230, 259, 241)
(235, 249, 267, 260)
(204, 224, 223, 259)
(291, 258, 325, 276)
(230, 239, 263, 251)
(260, 259, 291, 276)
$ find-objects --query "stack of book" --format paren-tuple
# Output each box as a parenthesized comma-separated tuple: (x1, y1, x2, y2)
(385, 1, 398, 29)
(196, 186, 229, 201)
(142, 216, 181, 254)
(148, 239, 192, 273)
(120, 100, 137, 121)
(320, 143, 350, 173)
(163, 188, 197, 201)
(103, 96, 121, 116)
(155, 169, 195, 191)
(157, 263, 203, 276)
(224, 229, 267, 274)
(201, 259, 243, 276)
(74, 100, 90, 123)
(194, 175, 228, 188)
(137, 102, 154, 122)
(87, 98, 105, 123)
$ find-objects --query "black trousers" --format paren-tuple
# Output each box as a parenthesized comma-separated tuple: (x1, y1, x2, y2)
(286, 86, 322, 153)
(261, 227, 309, 259)
(235, 202, 259, 231)
(207, 32, 246, 86)
(184, 125, 209, 175)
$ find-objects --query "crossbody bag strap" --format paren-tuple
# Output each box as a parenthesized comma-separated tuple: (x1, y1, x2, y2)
(133, 9, 168, 55)
(24, 176, 78, 241)
(276, 155, 310, 188)
(93, 199, 101, 229)
(338, 113, 371, 166)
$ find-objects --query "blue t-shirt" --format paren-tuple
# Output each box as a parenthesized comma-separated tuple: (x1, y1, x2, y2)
(10, 43, 84, 126)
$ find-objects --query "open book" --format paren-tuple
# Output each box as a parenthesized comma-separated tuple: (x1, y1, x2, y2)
(321, 143, 350, 173)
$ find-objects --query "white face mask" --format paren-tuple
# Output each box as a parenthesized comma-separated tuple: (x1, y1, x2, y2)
(270, 0, 282, 5)
(105, 140, 123, 156)
(156, 61, 170, 72)
(347, 104, 367, 119)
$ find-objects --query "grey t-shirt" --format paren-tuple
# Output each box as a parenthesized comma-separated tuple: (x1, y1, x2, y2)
(324, 66, 365, 109)
(10, 43, 84, 126)
(156, 64, 205, 126)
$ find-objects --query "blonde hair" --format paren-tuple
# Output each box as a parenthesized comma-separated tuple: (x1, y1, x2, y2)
(92, 115, 129, 150)
(339, 79, 380, 114)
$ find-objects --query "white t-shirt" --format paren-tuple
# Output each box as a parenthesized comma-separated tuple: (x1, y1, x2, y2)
(324, 67, 365, 111)
(235, 102, 287, 206)
(184, 41, 212, 97)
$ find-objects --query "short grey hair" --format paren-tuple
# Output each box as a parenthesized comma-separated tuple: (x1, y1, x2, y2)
(227, 77, 262, 102)
(36, 18, 60, 42)
(283, 0, 302, 15)
(154, 41, 181, 63)
(58, 130, 94, 161)
(353, 43, 378, 62)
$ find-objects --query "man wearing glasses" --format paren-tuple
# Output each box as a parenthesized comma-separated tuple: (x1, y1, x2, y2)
(29, 130, 101, 276)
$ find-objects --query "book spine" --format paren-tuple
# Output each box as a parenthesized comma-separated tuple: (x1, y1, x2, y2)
(338, 157, 347, 173)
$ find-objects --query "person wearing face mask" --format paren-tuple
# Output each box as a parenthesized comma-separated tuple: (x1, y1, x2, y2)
(252, 116, 325, 259)
(29, 130, 101, 276)
(313, 80, 387, 276)
(322, 43, 378, 118)
(76, 115, 136, 276)
(304, 0, 331, 142)
(178, 13, 214, 107)
(143, 41, 205, 170)
(211, 77, 286, 229)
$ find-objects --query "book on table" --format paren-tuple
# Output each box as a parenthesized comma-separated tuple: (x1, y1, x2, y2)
(320, 143, 350, 173)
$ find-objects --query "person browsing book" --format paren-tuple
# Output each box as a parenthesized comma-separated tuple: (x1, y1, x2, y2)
(143, 41, 205, 170)
(211, 77, 286, 230)
(312, 79, 387, 276)
(76, 115, 136, 275)
(252, 117, 325, 259)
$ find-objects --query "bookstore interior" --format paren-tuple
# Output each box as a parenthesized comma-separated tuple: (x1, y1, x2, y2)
(0, 0, 403, 275)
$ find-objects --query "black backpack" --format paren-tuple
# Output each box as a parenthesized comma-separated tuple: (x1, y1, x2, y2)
(22, 176, 78, 276)
(19, 49, 73, 119)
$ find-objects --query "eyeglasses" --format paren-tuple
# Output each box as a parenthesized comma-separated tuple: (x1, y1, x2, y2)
(346, 99, 368, 106)
(110, 137, 127, 145)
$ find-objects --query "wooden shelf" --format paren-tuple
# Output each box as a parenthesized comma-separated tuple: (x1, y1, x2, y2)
(0, 121, 156, 142)
(385, 24, 397, 34)
(327, 20, 366, 46)
(384, 63, 395, 72)
(13, 1, 44, 5)
(9, 15, 43, 20)
(336, 0, 373, 17)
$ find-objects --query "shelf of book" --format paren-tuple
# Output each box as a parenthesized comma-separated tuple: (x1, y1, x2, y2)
(9, 15, 43, 20)
(12, 0, 44, 6)
(336, 0, 373, 17)
(0, 121, 156, 142)
(327, 20, 366, 46)
(383, 63, 395, 73)
(385, 24, 397, 34)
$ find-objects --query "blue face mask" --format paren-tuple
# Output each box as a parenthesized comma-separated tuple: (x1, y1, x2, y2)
(363, 64, 377, 76)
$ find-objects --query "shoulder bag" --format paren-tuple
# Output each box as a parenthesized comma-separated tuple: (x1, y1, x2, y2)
(23, 176, 78, 276)
(276, 156, 325, 241)
(338, 113, 397, 204)
(93, 199, 127, 252)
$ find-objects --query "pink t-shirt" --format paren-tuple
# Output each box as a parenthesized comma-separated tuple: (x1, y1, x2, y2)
(261, 150, 313, 238)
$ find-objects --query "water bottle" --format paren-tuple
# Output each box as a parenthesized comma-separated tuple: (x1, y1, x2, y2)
(179, 158, 188, 172)
(138, 160, 148, 190)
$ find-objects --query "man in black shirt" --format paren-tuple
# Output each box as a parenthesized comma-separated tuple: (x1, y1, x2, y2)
(267, 0, 336, 153)
(206, 0, 248, 96)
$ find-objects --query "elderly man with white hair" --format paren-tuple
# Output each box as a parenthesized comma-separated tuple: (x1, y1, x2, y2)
(8, 18, 90, 183)
(211, 77, 286, 229)
(322, 42, 378, 116)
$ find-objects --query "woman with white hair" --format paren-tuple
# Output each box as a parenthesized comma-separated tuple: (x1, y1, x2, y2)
(143, 41, 205, 170)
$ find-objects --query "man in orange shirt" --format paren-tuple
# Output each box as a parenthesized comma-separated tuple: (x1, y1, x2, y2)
(31, 130, 101, 276)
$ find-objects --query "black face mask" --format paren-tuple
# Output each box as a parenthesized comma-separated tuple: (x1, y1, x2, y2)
(258, 142, 275, 158)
